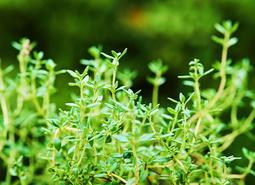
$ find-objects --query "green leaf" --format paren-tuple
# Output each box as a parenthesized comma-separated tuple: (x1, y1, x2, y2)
(101, 52, 114, 59)
(65, 103, 79, 108)
(160, 133, 173, 138)
(114, 101, 129, 111)
(94, 173, 107, 178)
(152, 156, 172, 163)
(53, 138, 61, 151)
(212, 36, 224, 45)
(45, 59, 56, 70)
(139, 133, 154, 142)
(148, 59, 168, 74)
(221, 155, 241, 163)
(110, 162, 118, 171)
(119, 48, 128, 59)
(147, 77, 155, 85)
(150, 108, 159, 116)
(12, 42, 22, 50)
(48, 119, 60, 128)
(230, 22, 239, 33)
(113, 134, 129, 143)
(123, 151, 132, 159)
(158, 77, 166, 85)
(215, 23, 225, 34)
(179, 93, 185, 103)
(3, 65, 14, 74)
(67, 146, 75, 155)
(178, 75, 191, 79)
(250, 170, 255, 176)
(228, 37, 238, 47)
(88, 46, 102, 58)
(87, 102, 101, 109)
(67, 70, 79, 78)
(202, 68, 214, 76)
(167, 107, 176, 115)
(82, 75, 89, 85)
(251, 101, 255, 109)
(9, 167, 18, 176)
(111, 50, 120, 58)
(183, 80, 194, 87)
(167, 97, 178, 104)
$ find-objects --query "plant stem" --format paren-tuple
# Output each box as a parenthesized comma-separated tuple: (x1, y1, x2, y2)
(0, 69, 10, 128)
(0, 91, 10, 127)
(109, 173, 127, 184)
(132, 143, 139, 185)
(111, 65, 117, 101)
(132, 113, 139, 184)
(187, 33, 230, 126)
(80, 81, 85, 122)
(208, 33, 230, 108)
(152, 84, 159, 108)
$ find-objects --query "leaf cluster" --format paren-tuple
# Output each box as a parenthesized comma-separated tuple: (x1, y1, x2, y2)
(0, 21, 255, 185)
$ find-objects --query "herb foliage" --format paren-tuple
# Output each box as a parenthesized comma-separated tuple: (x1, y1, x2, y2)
(0, 21, 255, 185)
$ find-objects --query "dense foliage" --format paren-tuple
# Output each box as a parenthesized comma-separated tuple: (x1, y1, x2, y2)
(1, 21, 255, 184)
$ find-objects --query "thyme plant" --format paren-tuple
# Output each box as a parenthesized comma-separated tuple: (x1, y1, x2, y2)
(0, 39, 65, 184)
(0, 21, 255, 185)
(45, 21, 255, 185)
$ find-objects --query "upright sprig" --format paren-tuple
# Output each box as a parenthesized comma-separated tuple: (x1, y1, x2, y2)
(210, 20, 239, 108)
(184, 21, 240, 134)
(12, 38, 63, 117)
(117, 69, 137, 88)
(0, 64, 12, 127)
(102, 48, 127, 100)
(67, 66, 89, 122)
(147, 60, 168, 107)
(13, 39, 35, 115)
(179, 59, 213, 111)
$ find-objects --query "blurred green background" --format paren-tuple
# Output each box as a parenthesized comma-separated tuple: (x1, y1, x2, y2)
(1, 0, 255, 182)
(1, 0, 255, 101)
(0, 0, 255, 97)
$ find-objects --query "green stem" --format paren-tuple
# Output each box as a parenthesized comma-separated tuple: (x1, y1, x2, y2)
(0, 94, 10, 127)
(111, 65, 117, 101)
(15, 55, 29, 115)
(80, 82, 85, 123)
(132, 142, 139, 184)
(208, 33, 230, 108)
(152, 84, 159, 108)
(194, 78, 201, 111)
(0, 70, 10, 156)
